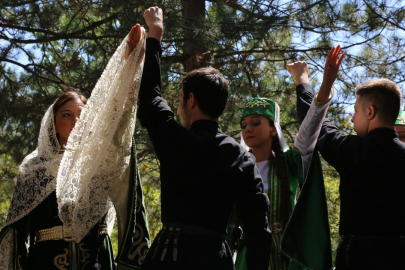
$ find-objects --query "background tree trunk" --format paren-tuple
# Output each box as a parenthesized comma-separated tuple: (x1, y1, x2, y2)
(181, 0, 208, 71)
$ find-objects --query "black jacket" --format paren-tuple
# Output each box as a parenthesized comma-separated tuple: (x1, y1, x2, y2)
(137, 38, 271, 269)
(296, 84, 405, 236)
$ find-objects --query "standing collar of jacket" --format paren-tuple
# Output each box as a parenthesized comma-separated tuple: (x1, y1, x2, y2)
(366, 127, 398, 139)
(190, 119, 220, 131)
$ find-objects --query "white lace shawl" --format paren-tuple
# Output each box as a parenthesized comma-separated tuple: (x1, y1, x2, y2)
(57, 28, 146, 242)
(4, 103, 62, 227)
(1, 26, 145, 255)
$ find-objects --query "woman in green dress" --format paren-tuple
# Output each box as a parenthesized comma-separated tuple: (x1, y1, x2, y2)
(0, 24, 150, 269)
(238, 97, 302, 270)
(233, 62, 333, 270)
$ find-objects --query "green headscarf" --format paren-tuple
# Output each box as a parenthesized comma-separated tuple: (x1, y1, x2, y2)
(241, 97, 289, 152)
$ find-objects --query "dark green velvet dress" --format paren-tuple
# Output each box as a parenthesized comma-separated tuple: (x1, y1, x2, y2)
(0, 143, 150, 270)
(232, 150, 332, 270)
(9, 191, 115, 270)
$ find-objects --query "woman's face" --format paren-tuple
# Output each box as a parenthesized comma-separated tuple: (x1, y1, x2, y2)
(395, 125, 405, 143)
(241, 115, 277, 149)
(54, 99, 84, 147)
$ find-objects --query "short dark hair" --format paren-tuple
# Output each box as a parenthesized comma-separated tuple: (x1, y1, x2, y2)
(355, 78, 402, 124)
(181, 67, 228, 119)
(53, 87, 87, 115)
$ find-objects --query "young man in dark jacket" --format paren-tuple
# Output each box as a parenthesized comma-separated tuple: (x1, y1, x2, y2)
(297, 46, 405, 269)
(137, 7, 271, 270)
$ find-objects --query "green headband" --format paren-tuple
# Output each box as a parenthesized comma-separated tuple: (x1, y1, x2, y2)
(241, 97, 277, 123)
(395, 111, 405, 126)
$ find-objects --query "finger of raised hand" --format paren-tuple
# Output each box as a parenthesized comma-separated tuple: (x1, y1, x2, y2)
(327, 46, 335, 62)
(337, 52, 345, 66)
(332, 45, 342, 62)
(133, 24, 141, 43)
(128, 27, 135, 43)
(128, 24, 140, 45)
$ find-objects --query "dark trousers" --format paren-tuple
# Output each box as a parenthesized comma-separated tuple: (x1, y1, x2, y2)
(141, 232, 234, 270)
(335, 235, 405, 270)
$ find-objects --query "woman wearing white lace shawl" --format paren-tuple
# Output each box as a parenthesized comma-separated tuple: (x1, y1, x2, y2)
(0, 24, 148, 269)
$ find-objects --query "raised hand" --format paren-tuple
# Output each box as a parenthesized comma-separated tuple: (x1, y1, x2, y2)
(286, 61, 310, 84)
(322, 45, 345, 86)
(125, 24, 142, 60)
(144, 6, 163, 41)
(317, 45, 345, 103)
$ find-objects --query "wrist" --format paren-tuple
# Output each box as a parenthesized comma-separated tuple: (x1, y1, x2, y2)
(294, 75, 310, 85)
(148, 25, 163, 41)
(317, 82, 333, 103)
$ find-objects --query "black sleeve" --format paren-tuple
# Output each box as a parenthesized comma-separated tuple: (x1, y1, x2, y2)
(295, 82, 361, 170)
(316, 121, 361, 171)
(296, 83, 314, 123)
(138, 38, 163, 114)
(236, 152, 272, 270)
(137, 38, 187, 159)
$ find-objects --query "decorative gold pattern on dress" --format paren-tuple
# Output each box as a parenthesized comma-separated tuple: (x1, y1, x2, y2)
(128, 224, 147, 260)
(54, 248, 69, 270)
(246, 99, 270, 108)
(131, 242, 149, 265)
(128, 223, 150, 265)
(17, 255, 23, 270)
(78, 243, 90, 269)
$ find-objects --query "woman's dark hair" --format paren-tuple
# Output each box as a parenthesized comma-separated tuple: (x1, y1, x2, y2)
(180, 67, 228, 119)
(53, 87, 87, 116)
(269, 120, 291, 232)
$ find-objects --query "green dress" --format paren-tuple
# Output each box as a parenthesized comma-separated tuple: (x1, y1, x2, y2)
(232, 149, 332, 270)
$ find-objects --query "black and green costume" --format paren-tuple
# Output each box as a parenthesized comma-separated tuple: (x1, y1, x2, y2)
(0, 143, 150, 270)
(233, 96, 332, 270)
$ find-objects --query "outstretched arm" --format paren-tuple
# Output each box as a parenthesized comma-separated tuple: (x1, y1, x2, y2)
(287, 61, 312, 123)
(292, 48, 345, 156)
(137, 7, 188, 161)
(137, 7, 165, 129)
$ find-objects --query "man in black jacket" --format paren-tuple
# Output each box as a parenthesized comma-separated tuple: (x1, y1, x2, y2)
(296, 46, 405, 269)
(137, 7, 271, 270)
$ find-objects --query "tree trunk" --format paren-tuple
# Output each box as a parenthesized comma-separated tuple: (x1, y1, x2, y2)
(181, 0, 207, 72)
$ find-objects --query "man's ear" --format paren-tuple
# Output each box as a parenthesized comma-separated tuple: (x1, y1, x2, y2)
(367, 105, 376, 120)
(188, 92, 196, 109)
